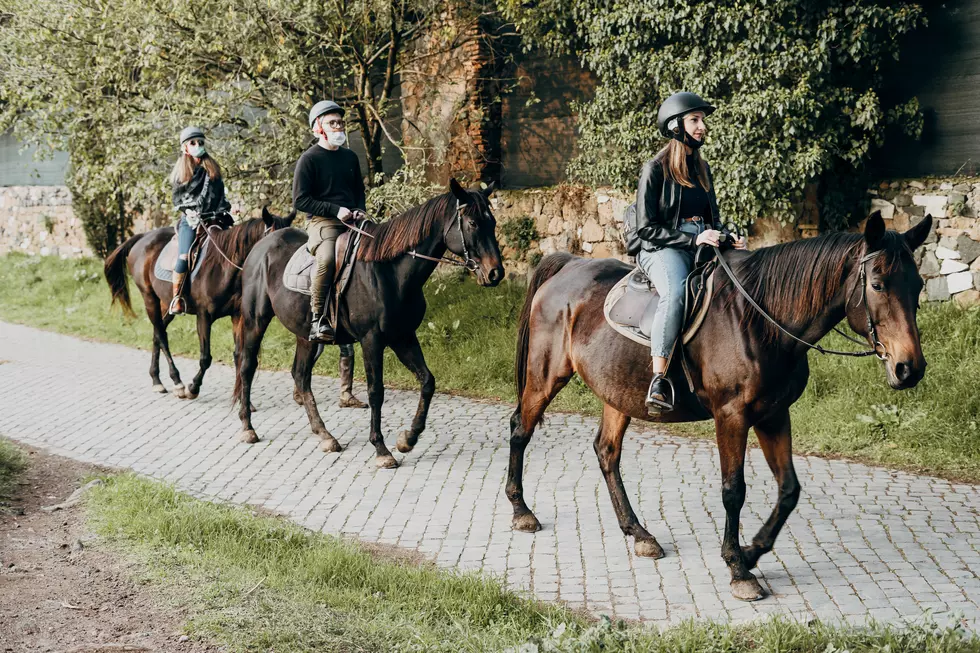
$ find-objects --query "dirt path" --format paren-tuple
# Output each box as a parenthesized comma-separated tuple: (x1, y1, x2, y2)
(0, 444, 218, 653)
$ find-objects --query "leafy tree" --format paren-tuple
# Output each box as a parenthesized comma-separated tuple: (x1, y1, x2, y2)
(499, 0, 926, 227)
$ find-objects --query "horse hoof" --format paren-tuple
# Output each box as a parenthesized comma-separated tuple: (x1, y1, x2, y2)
(634, 538, 665, 559)
(320, 437, 342, 453)
(730, 577, 765, 602)
(512, 513, 542, 533)
(240, 429, 259, 444)
(151, 384, 167, 394)
(249, 403, 257, 413)
(173, 384, 187, 399)
(375, 454, 399, 469)
(395, 431, 415, 454)
(186, 390, 200, 400)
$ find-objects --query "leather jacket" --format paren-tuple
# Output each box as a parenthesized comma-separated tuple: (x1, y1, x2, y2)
(627, 155, 728, 255)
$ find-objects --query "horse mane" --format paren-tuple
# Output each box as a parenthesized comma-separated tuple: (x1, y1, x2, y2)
(357, 194, 453, 262)
(731, 230, 909, 338)
(206, 217, 269, 267)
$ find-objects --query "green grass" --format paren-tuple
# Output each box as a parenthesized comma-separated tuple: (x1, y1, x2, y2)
(0, 437, 27, 510)
(85, 474, 980, 652)
(1, 252, 978, 481)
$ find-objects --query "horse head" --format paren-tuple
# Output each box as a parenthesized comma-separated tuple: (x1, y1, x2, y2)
(448, 178, 505, 287)
(846, 211, 932, 390)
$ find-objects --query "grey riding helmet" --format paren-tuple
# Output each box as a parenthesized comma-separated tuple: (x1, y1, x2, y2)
(308, 100, 345, 128)
(656, 92, 715, 139)
(179, 126, 206, 144)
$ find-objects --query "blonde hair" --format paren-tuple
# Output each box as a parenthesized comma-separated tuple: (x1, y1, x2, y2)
(169, 152, 222, 187)
(657, 139, 710, 192)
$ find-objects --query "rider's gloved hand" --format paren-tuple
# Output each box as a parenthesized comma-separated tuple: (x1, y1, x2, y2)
(337, 207, 352, 220)
(733, 235, 748, 250)
(695, 229, 722, 247)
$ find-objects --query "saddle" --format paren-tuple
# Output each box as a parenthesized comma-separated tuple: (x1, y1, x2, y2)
(283, 218, 369, 322)
(154, 231, 210, 283)
(603, 257, 717, 348)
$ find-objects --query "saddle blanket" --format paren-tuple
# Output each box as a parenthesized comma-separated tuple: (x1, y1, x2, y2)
(603, 266, 714, 347)
(283, 246, 316, 295)
(154, 236, 209, 283)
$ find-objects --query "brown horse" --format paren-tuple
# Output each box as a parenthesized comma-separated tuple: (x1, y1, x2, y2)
(506, 212, 932, 601)
(103, 208, 295, 398)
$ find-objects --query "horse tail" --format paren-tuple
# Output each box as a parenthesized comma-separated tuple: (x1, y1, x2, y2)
(515, 252, 575, 410)
(103, 233, 143, 318)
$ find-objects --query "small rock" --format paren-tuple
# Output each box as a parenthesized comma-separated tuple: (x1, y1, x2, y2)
(70, 539, 84, 554)
(956, 233, 980, 264)
(926, 276, 950, 301)
(935, 245, 961, 260)
(954, 289, 980, 306)
(909, 180, 926, 190)
(948, 271, 974, 294)
(179, 635, 190, 643)
(870, 198, 895, 221)
(919, 251, 940, 276)
(894, 194, 912, 207)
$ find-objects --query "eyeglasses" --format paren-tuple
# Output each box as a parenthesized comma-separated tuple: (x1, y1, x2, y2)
(321, 119, 345, 129)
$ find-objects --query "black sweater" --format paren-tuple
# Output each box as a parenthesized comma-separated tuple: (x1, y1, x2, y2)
(292, 144, 366, 222)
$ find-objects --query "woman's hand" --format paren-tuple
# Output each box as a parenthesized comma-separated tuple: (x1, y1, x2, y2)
(734, 235, 748, 250)
(337, 207, 352, 220)
(695, 229, 722, 247)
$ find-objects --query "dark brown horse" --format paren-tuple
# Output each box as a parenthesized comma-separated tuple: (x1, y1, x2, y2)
(104, 208, 295, 398)
(506, 212, 932, 601)
(233, 179, 505, 468)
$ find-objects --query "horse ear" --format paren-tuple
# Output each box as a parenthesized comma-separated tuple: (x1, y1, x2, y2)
(904, 214, 933, 251)
(286, 209, 297, 225)
(482, 181, 497, 198)
(864, 210, 885, 249)
(449, 177, 472, 205)
(262, 206, 273, 225)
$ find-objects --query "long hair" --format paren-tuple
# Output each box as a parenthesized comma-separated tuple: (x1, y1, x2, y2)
(169, 152, 222, 186)
(656, 139, 710, 191)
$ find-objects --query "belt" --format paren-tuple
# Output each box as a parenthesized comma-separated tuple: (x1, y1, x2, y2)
(682, 216, 704, 223)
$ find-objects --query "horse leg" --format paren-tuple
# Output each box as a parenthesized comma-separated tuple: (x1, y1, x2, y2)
(231, 313, 257, 412)
(293, 337, 341, 453)
(237, 313, 271, 444)
(389, 334, 434, 454)
(716, 413, 765, 601)
(291, 344, 305, 405)
(742, 409, 800, 571)
(594, 403, 665, 558)
(506, 363, 572, 533)
(361, 333, 397, 469)
(186, 313, 212, 399)
(148, 319, 166, 393)
(146, 299, 184, 395)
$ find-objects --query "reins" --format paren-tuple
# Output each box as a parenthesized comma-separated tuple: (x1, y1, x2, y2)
(408, 201, 479, 271)
(712, 245, 886, 360)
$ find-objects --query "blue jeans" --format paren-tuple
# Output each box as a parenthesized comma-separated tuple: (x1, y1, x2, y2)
(635, 221, 705, 358)
(174, 217, 196, 274)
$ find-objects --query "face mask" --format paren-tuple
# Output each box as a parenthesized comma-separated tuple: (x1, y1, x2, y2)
(188, 144, 206, 158)
(327, 131, 347, 147)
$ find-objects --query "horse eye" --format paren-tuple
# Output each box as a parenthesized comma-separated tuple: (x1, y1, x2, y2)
(871, 282, 884, 292)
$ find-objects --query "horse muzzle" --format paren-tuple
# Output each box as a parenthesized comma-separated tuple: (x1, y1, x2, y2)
(476, 260, 505, 287)
(885, 356, 926, 390)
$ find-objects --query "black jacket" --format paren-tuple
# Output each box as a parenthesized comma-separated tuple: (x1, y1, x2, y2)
(627, 155, 727, 255)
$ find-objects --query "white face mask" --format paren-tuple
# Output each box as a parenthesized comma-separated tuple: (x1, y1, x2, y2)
(188, 144, 206, 158)
(327, 131, 347, 147)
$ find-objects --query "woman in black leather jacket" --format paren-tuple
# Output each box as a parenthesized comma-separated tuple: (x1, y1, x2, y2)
(632, 92, 746, 411)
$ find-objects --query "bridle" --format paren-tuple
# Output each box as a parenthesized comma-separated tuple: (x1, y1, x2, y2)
(713, 245, 889, 360)
(408, 200, 480, 272)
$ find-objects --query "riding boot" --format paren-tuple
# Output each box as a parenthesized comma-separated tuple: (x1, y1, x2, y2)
(169, 272, 186, 315)
(645, 373, 674, 412)
(339, 348, 368, 409)
(309, 292, 336, 344)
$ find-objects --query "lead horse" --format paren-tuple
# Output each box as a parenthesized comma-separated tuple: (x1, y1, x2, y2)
(104, 208, 296, 398)
(233, 179, 505, 467)
(506, 212, 932, 601)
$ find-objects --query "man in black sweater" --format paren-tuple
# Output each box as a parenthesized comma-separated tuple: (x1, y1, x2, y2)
(293, 100, 366, 343)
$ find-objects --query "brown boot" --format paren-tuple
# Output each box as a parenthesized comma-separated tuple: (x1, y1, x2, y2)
(339, 349, 367, 408)
(168, 271, 186, 315)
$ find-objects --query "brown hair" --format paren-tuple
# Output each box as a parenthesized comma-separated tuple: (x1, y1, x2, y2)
(657, 139, 710, 191)
(169, 152, 222, 187)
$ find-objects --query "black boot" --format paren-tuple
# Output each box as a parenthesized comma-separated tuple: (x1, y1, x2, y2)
(645, 374, 674, 412)
(309, 311, 335, 343)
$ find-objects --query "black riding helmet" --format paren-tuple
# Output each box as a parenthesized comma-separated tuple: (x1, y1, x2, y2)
(656, 92, 715, 144)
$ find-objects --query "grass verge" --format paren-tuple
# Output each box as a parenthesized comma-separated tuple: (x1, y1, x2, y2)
(86, 474, 980, 652)
(1, 252, 979, 481)
(0, 437, 27, 510)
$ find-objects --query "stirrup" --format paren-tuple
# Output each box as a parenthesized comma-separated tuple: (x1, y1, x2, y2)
(168, 295, 184, 315)
(645, 373, 674, 411)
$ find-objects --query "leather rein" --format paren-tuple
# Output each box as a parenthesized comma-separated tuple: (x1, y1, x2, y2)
(408, 201, 480, 271)
(712, 245, 888, 360)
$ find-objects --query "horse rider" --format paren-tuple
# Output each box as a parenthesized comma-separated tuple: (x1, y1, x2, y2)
(292, 100, 366, 344)
(629, 92, 747, 412)
(168, 126, 233, 315)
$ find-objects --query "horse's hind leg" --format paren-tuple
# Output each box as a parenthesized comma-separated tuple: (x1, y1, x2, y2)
(292, 336, 341, 453)
(506, 354, 572, 533)
(389, 333, 434, 454)
(186, 313, 213, 399)
(742, 409, 800, 571)
(237, 313, 271, 444)
(361, 332, 398, 469)
(594, 403, 664, 558)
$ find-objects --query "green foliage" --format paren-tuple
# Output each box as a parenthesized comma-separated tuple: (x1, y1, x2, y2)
(499, 0, 926, 227)
(500, 216, 539, 258)
(365, 165, 445, 221)
(87, 474, 980, 651)
(71, 185, 135, 258)
(0, 438, 27, 511)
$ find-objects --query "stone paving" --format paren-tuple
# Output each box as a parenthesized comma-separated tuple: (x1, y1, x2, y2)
(1, 321, 979, 628)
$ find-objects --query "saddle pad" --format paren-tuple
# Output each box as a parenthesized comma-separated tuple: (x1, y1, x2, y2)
(154, 236, 209, 283)
(603, 269, 714, 347)
(283, 246, 316, 295)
